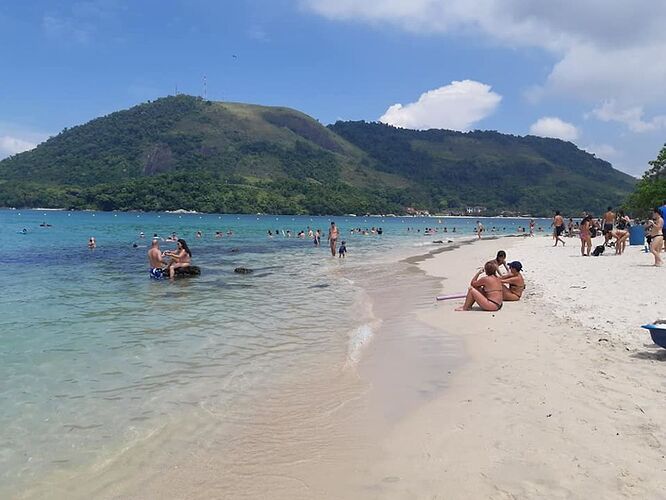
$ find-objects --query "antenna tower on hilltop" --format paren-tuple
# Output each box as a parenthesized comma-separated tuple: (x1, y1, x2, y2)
(203, 75, 207, 99)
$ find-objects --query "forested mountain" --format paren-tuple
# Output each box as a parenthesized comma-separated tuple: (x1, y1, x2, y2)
(0, 95, 636, 215)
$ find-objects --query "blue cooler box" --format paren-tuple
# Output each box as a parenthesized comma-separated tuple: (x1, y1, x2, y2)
(629, 225, 645, 245)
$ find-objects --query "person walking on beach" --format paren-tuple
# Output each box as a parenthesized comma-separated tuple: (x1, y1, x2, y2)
(455, 261, 503, 312)
(327, 222, 339, 257)
(602, 207, 615, 246)
(579, 215, 593, 256)
(529, 219, 535, 237)
(552, 211, 565, 246)
(647, 208, 664, 266)
(476, 221, 484, 240)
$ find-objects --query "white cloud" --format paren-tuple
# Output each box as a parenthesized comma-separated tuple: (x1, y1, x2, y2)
(583, 143, 618, 160)
(303, 1, 666, 109)
(590, 100, 666, 133)
(529, 117, 578, 141)
(0, 136, 38, 158)
(379, 80, 501, 131)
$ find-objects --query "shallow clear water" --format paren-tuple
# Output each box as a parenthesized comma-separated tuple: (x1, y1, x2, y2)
(0, 209, 548, 494)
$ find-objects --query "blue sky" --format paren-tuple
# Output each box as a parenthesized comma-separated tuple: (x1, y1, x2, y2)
(2, 0, 666, 176)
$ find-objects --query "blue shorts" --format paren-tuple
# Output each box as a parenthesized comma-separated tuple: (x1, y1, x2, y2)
(150, 268, 165, 280)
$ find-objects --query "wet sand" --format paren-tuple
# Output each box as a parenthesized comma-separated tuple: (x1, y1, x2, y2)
(364, 235, 666, 498)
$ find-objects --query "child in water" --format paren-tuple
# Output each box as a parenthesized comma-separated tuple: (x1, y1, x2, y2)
(338, 241, 347, 258)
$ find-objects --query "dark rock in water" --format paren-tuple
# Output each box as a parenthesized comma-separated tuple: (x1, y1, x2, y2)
(234, 267, 253, 274)
(173, 266, 201, 277)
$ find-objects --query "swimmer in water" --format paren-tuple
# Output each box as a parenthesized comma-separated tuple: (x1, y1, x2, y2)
(88, 237, 96, 249)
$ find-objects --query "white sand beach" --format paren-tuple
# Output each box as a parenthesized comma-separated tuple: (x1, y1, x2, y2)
(365, 235, 666, 499)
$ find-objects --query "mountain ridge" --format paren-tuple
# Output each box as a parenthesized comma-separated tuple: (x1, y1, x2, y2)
(0, 95, 635, 215)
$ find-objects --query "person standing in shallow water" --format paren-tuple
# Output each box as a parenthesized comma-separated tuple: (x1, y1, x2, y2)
(327, 221, 339, 257)
(148, 239, 166, 279)
(476, 221, 484, 240)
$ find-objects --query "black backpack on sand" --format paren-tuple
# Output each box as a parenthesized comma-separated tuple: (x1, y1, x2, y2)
(592, 245, 605, 256)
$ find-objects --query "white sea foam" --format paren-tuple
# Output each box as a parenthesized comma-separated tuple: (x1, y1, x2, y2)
(346, 321, 381, 367)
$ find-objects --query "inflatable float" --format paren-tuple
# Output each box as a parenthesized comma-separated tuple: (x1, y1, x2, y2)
(641, 323, 666, 349)
(151, 266, 201, 279)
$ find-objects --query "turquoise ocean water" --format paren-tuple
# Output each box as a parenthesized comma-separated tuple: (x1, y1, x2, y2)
(0, 209, 548, 494)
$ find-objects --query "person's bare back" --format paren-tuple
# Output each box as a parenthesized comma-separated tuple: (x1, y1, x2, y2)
(148, 241, 164, 268)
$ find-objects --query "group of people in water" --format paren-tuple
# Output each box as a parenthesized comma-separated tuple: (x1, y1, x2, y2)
(551, 204, 665, 266)
(456, 250, 525, 312)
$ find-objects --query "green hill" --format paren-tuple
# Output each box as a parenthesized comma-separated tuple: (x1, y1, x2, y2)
(0, 95, 636, 215)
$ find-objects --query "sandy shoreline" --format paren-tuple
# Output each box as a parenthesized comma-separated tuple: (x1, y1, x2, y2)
(18, 235, 666, 499)
(366, 235, 666, 498)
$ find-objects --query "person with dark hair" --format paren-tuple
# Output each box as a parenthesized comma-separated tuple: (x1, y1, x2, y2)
(647, 208, 664, 266)
(164, 238, 192, 278)
(552, 211, 566, 246)
(455, 261, 503, 312)
(580, 215, 593, 256)
(502, 261, 525, 301)
(489, 250, 509, 275)
(602, 206, 615, 245)
(613, 211, 630, 255)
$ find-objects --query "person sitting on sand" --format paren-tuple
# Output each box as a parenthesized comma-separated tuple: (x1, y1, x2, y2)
(164, 238, 192, 278)
(489, 250, 509, 276)
(501, 261, 525, 301)
(455, 262, 503, 312)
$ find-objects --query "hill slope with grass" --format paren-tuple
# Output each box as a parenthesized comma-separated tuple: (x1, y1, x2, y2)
(0, 95, 635, 215)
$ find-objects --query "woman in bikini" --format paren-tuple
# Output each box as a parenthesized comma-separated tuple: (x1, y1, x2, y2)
(613, 211, 630, 255)
(501, 261, 525, 301)
(455, 261, 504, 312)
(648, 208, 664, 267)
(579, 215, 592, 256)
(164, 238, 192, 278)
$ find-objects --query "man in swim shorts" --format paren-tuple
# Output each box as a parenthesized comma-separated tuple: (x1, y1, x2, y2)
(603, 206, 615, 246)
(552, 211, 565, 246)
(148, 239, 166, 279)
